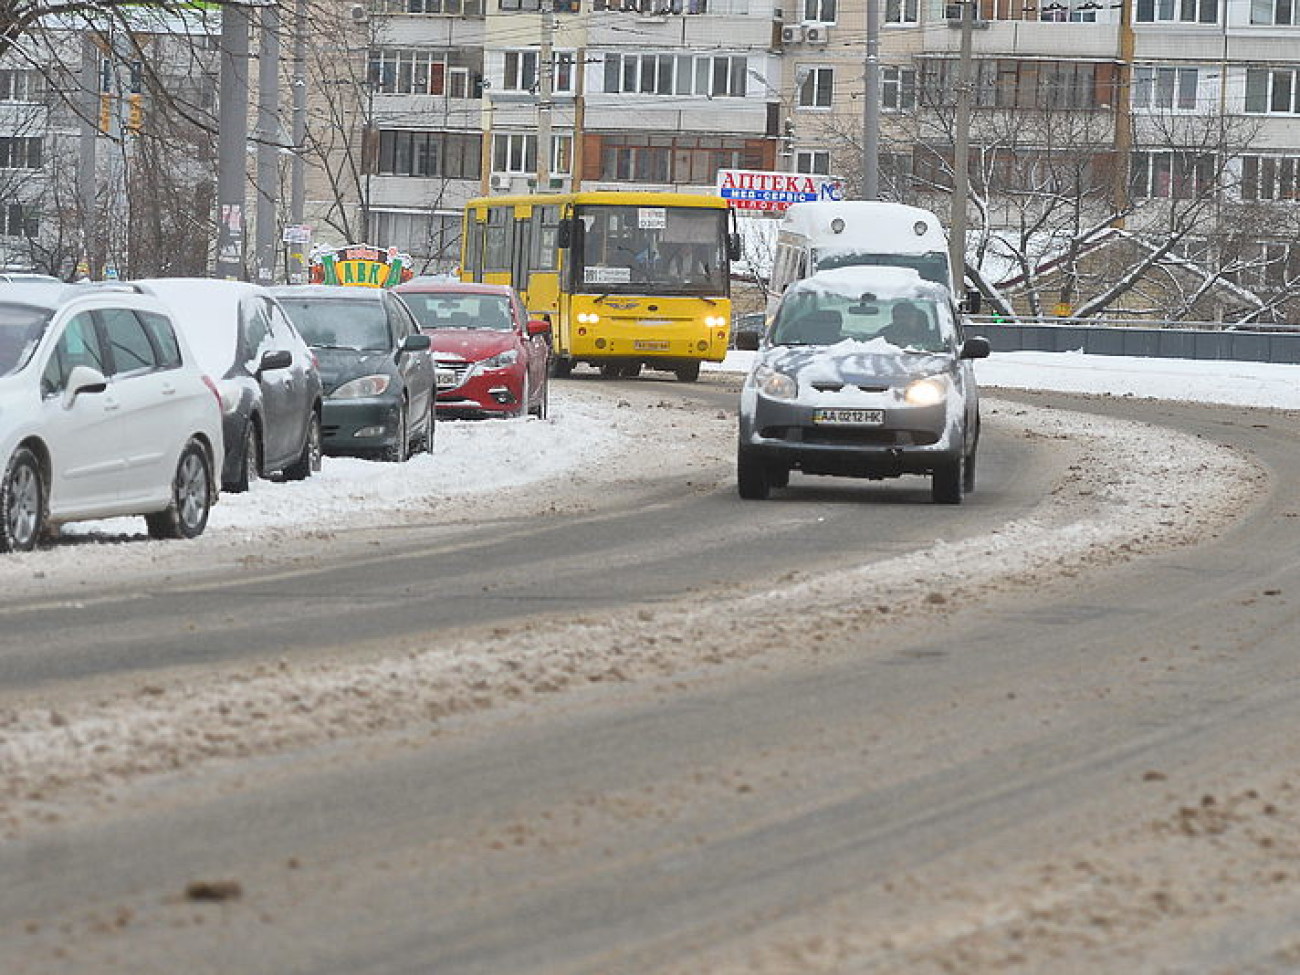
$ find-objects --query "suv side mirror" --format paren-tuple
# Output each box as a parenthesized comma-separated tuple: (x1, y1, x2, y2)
(526, 318, 551, 337)
(960, 336, 991, 360)
(259, 349, 293, 373)
(402, 333, 432, 352)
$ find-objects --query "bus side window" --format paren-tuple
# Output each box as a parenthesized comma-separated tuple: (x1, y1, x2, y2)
(464, 212, 486, 281)
(533, 206, 559, 272)
(484, 207, 513, 273)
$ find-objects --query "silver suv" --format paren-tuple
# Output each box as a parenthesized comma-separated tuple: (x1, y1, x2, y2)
(736, 267, 989, 504)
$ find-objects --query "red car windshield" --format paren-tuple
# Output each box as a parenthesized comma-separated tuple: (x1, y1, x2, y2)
(402, 294, 514, 332)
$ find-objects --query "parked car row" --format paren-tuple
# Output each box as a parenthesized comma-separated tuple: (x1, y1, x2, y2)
(0, 277, 554, 552)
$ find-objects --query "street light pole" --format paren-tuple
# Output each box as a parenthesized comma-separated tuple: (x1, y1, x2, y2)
(288, 0, 309, 282)
(215, 1, 250, 279)
(862, 0, 879, 200)
(948, 0, 974, 293)
(254, 1, 280, 283)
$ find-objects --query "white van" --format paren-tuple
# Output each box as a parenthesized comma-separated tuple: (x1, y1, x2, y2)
(767, 201, 962, 319)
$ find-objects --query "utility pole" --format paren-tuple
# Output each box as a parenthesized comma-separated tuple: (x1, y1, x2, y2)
(288, 0, 309, 282)
(947, 0, 974, 294)
(215, 2, 250, 279)
(536, 7, 554, 191)
(77, 31, 99, 278)
(861, 0, 879, 200)
(254, 1, 280, 284)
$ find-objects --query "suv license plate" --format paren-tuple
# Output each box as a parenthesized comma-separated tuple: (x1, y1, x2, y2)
(812, 408, 884, 426)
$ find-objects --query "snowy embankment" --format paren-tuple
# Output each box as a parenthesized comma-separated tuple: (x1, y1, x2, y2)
(0, 360, 1275, 830)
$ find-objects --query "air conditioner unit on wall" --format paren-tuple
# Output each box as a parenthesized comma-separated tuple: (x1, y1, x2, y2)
(780, 24, 805, 43)
(489, 174, 511, 191)
(804, 24, 829, 43)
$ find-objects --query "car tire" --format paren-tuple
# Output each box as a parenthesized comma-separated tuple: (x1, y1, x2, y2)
(229, 419, 261, 494)
(147, 441, 212, 540)
(675, 361, 701, 383)
(417, 397, 436, 454)
(283, 410, 322, 481)
(737, 447, 772, 501)
(513, 374, 531, 419)
(382, 405, 409, 463)
(1, 447, 43, 553)
(932, 454, 964, 505)
(962, 445, 977, 494)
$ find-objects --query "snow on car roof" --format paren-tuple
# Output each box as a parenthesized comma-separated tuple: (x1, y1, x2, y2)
(785, 266, 948, 301)
(133, 278, 266, 375)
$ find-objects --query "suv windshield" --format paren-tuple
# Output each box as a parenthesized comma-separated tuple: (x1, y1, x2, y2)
(772, 291, 949, 352)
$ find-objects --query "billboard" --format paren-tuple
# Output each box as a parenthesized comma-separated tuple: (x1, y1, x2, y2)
(715, 169, 844, 212)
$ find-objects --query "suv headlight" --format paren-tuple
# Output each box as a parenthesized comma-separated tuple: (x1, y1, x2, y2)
(904, 376, 948, 406)
(332, 375, 391, 398)
(753, 364, 797, 401)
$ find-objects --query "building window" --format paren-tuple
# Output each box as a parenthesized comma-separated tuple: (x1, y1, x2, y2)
(370, 49, 446, 95)
(597, 135, 761, 183)
(1133, 66, 1201, 111)
(377, 130, 482, 178)
(795, 150, 830, 175)
(386, 0, 486, 13)
(1246, 68, 1300, 115)
(803, 0, 836, 22)
(502, 51, 538, 91)
(0, 137, 41, 170)
(601, 53, 746, 97)
(1, 203, 37, 237)
(1129, 150, 1215, 199)
(499, 0, 543, 9)
(1250, 0, 1300, 23)
(491, 133, 573, 174)
(1240, 155, 1300, 201)
(1134, 0, 1218, 22)
(0, 70, 41, 102)
(797, 67, 833, 109)
(884, 0, 917, 22)
(920, 58, 1110, 111)
(371, 211, 461, 269)
(882, 66, 916, 111)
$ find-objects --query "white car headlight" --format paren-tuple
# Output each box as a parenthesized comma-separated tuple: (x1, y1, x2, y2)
(904, 376, 948, 406)
(754, 364, 797, 401)
(481, 349, 519, 370)
(331, 375, 391, 399)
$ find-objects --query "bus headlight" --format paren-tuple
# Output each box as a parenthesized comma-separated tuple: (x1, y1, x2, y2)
(705, 315, 727, 329)
(577, 312, 601, 324)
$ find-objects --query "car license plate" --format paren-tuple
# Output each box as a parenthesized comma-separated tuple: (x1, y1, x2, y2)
(436, 369, 459, 387)
(634, 340, 670, 351)
(812, 408, 884, 426)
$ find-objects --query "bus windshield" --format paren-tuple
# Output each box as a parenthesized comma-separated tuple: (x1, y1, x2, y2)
(573, 204, 728, 296)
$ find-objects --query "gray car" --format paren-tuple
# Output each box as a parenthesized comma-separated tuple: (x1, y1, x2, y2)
(735, 267, 989, 504)
(271, 286, 436, 462)
(133, 278, 324, 493)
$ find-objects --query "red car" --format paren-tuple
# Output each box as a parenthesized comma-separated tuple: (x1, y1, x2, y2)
(395, 281, 552, 419)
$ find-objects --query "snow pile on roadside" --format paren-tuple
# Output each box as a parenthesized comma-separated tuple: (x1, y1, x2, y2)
(0, 398, 1264, 832)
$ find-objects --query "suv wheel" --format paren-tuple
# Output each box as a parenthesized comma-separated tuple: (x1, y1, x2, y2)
(737, 447, 773, 501)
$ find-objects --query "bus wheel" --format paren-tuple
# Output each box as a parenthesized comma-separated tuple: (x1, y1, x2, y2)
(623, 363, 642, 378)
(675, 362, 701, 383)
(600, 363, 624, 379)
(550, 356, 574, 378)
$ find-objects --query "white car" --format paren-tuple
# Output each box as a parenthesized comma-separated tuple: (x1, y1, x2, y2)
(0, 283, 224, 551)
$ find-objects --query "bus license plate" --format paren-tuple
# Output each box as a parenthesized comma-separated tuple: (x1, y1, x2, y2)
(634, 340, 670, 351)
(812, 408, 884, 426)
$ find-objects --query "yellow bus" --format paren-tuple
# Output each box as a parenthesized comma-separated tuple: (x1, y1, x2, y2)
(460, 190, 739, 382)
